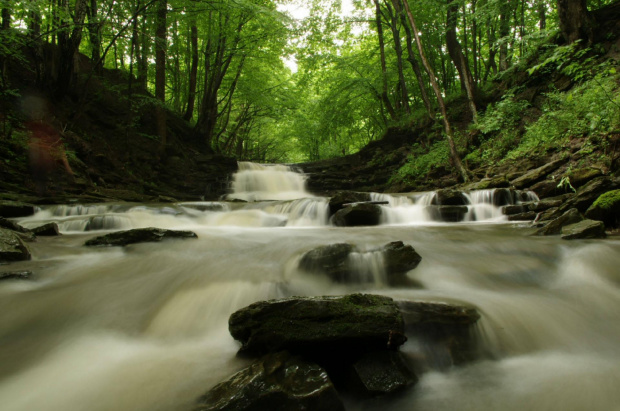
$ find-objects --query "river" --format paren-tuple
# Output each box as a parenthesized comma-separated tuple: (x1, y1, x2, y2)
(1, 162, 620, 411)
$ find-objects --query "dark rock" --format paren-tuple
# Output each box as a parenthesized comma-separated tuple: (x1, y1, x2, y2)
(32, 223, 61, 236)
(507, 211, 538, 221)
(534, 208, 583, 236)
(426, 205, 469, 222)
(195, 351, 344, 411)
(0, 228, 32, 262)
(328, 191, 371, 215)
(331, 203, 382, 227)
(535, 207, 560, 222)
(530, 179, 563, 198)
(350, 351, 418, 396)
(510, 158, 567, 189)
(561, 220, 606, 240)
(0, 271, 33, 281)
(0, 201, 36, 218)
(396, 300, 481, 366)
(431, 189, 468, 206)
(84, 227, 198, 246)
(228, 294, 406, 356)
(0, 217, 30, 233)
(528, 199, 563, 212)
(559, 176, 620, 213)
(502, 205, 526, 215)
(382, 241, 422, 275)
(585, 190, 620, 228)
(298, 243, 355, 281)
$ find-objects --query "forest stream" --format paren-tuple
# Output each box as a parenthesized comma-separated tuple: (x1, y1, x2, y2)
(2, 163, 620, 411)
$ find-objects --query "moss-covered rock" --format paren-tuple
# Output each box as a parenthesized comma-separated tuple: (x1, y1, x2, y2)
(0, 201, 36, 218)
(228, 294, 406, 357)
(0, 228, 32, 262)
(194, 351, 344, 411)
(585, 189, 620, 228)
(84, 227, 197, 246)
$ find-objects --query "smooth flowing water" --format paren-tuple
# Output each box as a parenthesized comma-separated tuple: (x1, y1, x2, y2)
(2, 164, 620, 411)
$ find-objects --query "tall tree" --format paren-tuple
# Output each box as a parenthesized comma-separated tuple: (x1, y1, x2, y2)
(402, 0, 469, 182)
(557, 0, 594, 44)
(183, 6, 199, 121)
(372, 0, 397, 120)
(446, 0, 477, 122)
(56, 0, 88, 98)
(155, 0, 167, 153)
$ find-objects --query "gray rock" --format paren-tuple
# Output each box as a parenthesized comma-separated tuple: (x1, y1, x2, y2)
(350, 351, 417, 396)
(32, 223, 61, 236)
(510, 158, 567, 189)
(0, 228, 32, 262)
(195, 351, 344, 411)
(228, 294, 406, 356)
(561, 220, 606, 240)
(0, 217, 30, 233)
(331, 203, 382, 227)
(534, 208, 583, 236)
(528, 199, 563, 212)
(382, 241, 422, 275)
(85, 227, 197, 246)
(558, 176, 620, 213)
(507, 211, 538, 221)
(502, 205, 527, 215)
(431, 189, 468, 206)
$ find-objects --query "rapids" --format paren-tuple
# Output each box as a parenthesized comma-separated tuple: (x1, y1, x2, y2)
(1, 163, 620, 411)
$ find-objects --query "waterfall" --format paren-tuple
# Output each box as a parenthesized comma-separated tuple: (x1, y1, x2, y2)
(227, 161, 312, 201)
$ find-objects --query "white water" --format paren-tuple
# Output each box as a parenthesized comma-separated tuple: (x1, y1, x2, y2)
(2, 166, 619, 411)
(227, 161, 311, 201)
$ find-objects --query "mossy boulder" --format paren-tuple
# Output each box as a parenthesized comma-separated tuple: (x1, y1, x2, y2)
(228, 294, 406, 357)
(0, 228, 32, 262)
(194, 351, 344, 411)
(558, 176, 620, 213)
(585, 190, 620, 228)
(84, 227, 197, 246)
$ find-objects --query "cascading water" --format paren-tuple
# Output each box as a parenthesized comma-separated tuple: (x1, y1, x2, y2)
(3, 169, 620, 411)
(227, 161, 311, 201)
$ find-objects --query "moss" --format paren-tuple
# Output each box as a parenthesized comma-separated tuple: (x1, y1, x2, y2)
(591, 189, 620, 211)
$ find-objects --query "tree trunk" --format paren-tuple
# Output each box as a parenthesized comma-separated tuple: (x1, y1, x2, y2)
(557, 0, 594, 44)
(384, 0, 410, 115)
(538, 0, 547, 30)
(402, 0, 469, 183)
(373, 0, 397, 121)
(183, 21, 199, 121)
(498, 0, 511, 71)
(155, 0, 167, 154)
(87, 0, 102, 72)
(2, 6, 10, 30)
(55, 0, 88, 98)
(446, 0, 477, 122)
(138, 13, 149, 89)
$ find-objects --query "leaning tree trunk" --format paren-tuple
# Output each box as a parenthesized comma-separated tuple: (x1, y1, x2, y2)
(446, 0, 477, 123)
(402, 0, 469, 183)
(373, 0, 397, 121)
(557, 0, 594, 44)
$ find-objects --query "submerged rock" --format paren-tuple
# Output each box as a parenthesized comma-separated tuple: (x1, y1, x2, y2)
(350, 351, 418, 396)
(426, 205, 469, 222)
(298, 241, 421, 285)
(84, 227, 197, 246)
(228, 294, 406, 356)
(0, 228, 31, 262)
(32, 222, 61, 236)
(585, 189, 620, 228)
(0, 271, 33, 281)
(561, 219, 606, 240)
(195, 351, 344, 411)
(298, 243, 354, 281)
(331, 203, 382, 227)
